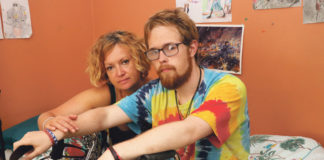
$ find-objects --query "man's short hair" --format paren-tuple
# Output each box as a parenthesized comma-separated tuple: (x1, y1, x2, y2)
(144, 8, 199, 48)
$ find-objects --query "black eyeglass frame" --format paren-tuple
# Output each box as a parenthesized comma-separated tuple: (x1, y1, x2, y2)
(145, 42, 183, 61)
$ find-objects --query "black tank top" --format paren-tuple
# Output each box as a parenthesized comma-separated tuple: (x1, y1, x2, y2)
(107, 84, 137, 144)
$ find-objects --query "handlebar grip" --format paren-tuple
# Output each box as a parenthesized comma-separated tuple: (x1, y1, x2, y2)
(9, 145, 34, 160)
(138, 150, 177, 160)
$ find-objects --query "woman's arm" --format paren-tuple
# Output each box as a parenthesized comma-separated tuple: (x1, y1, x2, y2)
(37, 85, 111, 131)
(14, 104, 132, 160)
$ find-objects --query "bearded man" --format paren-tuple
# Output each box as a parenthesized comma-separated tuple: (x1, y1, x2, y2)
(13, 8, 250, 160)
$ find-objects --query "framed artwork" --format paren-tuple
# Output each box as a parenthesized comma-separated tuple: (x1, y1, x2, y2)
(197, 24, 244, 74)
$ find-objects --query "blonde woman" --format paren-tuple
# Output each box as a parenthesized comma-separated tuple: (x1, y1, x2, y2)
(36, 31, 151, 159)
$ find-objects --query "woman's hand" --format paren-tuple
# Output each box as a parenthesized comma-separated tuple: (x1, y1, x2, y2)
(13, 131, 52, 160)
(44, 115, 79, 133)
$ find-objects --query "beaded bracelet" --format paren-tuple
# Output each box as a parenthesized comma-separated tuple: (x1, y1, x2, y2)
(107, 146, 121, 160)
(44, 129, 58, 145)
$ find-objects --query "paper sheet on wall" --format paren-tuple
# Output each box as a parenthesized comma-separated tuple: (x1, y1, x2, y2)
(303, 0, 324, 24)
(176, 0, 232, 23)
(0, 18, 3, 39)
(0, 0, 32, 39)
(253, 0, 301, 10)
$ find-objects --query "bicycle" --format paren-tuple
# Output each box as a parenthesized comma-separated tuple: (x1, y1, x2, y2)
(10, 140, 180, 160)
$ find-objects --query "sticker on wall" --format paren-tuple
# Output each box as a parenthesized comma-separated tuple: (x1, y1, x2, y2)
(303, 0, 324, 24)
(176, 0, 232, 23)
(196, 24, 244, 74)
(253, 0, 301, 10)
(0, 0, 32, 39)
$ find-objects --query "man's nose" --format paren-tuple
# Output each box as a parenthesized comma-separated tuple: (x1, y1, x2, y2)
(158, 50, 168, 62)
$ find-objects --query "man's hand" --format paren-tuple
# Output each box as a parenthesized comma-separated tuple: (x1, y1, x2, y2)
(13, 131, 52, 160)
(44, 115, 79, 133)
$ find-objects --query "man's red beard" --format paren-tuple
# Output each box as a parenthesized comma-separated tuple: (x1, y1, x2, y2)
(158, 60, 192, 89)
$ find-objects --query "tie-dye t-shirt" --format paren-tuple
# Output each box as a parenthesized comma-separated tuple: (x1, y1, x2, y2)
(117, 68, 250, 160)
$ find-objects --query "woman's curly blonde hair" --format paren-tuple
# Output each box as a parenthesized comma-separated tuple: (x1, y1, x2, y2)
(86, 31, 150, 86)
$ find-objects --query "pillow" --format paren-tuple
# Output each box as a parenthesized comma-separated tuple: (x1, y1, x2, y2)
(249, 134, 324, 160)
(3, 115, 39, 150)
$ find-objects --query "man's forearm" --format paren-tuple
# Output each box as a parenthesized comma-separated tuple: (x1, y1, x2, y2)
(58, 107, 109, 138)
(112, 116, 213, 159)
(53, 105, 131, 139)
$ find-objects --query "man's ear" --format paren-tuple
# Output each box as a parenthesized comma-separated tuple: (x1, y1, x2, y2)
(189, 40, 198, 58)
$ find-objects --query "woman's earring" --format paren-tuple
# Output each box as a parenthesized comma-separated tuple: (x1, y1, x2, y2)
(140, 72, 146, 79)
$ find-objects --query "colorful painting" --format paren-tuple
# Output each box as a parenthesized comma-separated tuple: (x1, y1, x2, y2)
(197, 24, 244, 74)
(176, 0, 232, 23)
(0, 0, 32, 39)
(253, 0, 301, 10)
(303, 0, 324, 24)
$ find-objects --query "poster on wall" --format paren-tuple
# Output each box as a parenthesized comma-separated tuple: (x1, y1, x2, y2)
(197, 24, 244, 74)
(303, 0, 324, 24)
(176, 0, 232, 23)
(253, 0, 301, 10)
(0, 0, 32, 39)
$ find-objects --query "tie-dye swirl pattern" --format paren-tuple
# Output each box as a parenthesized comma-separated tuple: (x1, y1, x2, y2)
(118, 68, 250, 160)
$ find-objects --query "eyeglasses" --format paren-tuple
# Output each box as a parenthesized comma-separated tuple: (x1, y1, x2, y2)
(145, 43, 183, 61)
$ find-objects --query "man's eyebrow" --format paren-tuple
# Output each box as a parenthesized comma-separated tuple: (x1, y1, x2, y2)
(149, 42, 173, 50)
(148, 47, 158, 50)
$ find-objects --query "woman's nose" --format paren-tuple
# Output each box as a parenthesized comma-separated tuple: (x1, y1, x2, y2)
(116, 66, 125, 76)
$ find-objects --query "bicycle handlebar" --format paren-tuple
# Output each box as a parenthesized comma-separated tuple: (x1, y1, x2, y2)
(10, 145, 178, 160)
(9, 145, 33, 160)
(137, 150, 178, 160)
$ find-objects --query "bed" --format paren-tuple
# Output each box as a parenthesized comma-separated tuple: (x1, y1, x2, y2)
(249, 134, 324, 160)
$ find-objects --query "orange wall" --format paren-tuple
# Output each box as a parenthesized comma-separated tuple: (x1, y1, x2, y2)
(0, 1, 93, 128)
(1, 0, 323, 145)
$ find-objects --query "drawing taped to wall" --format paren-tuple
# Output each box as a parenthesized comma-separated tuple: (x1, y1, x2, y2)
(0, 0, 32, 39)
(253, 0, 301, 10)
(303, 0, 324, 24)
(176, 0, 203, 22)
(176, 0, 232, 23)
(0, 19, 3, 39)
(197, 24, 244, 74)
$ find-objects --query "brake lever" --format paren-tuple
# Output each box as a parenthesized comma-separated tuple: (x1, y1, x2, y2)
(9, 145, 34, 160)
(137, 150, 178, 160)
